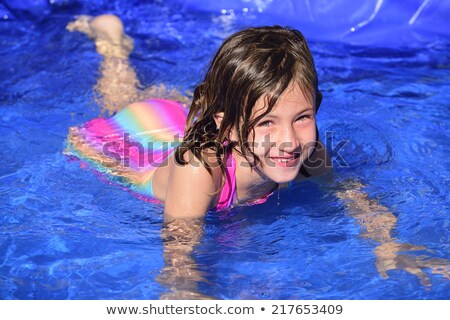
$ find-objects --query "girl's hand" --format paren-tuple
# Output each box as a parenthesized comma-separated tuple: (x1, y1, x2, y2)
(374, 241, 450, 287)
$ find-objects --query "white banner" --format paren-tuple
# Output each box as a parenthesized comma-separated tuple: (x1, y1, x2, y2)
(0, 300, 449, 320)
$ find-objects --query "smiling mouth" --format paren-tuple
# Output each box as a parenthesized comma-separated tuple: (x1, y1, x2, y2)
(269, 153, 301, 167)
(270, 153, 301, 161)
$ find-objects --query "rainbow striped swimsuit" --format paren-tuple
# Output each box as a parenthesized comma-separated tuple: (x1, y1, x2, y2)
(65, 99, 237, 210)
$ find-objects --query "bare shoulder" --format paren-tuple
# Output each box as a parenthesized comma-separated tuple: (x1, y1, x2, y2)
(163, 148, 223, 220)
(296, 140, 332, 181)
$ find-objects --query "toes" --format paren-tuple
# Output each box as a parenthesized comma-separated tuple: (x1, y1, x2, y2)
(375, 261, 390, 279)
(66, 15, 94, 34)
(123, 34, 134, 52)
(74, 15, 93, 24)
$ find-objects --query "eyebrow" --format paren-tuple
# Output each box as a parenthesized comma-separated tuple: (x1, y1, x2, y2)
(261, 107, 314, 119)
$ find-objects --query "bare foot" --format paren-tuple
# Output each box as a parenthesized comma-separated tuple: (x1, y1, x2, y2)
(66, 15, 94, 37)
(67, 14, 134, 59)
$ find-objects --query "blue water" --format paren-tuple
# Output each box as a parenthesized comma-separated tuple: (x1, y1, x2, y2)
(1, 1, 449, 299)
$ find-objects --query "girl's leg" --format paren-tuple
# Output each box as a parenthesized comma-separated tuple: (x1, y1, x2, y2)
(67, 14, 140, 115)
(67, 14, 191, 113)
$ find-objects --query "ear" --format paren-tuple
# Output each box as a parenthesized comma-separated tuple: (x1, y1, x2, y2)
(315, 91, 322, 113)
(213, 112, 224, 130)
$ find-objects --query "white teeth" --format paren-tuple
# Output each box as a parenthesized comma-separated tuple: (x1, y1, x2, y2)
(273, 158, 293, 163)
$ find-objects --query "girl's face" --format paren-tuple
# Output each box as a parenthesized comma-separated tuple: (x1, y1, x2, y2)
(248, 83, 317, 184)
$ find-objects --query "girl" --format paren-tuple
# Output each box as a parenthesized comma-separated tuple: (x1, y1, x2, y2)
(66, 14, 329, 219)
(66, 15, 448, 297)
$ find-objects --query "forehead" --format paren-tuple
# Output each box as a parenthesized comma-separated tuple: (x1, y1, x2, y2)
(252, 83, 314, 117)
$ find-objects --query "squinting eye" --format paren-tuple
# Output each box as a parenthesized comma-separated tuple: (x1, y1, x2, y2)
(296, 115, 312, 122)
(257, 120, 272, 127)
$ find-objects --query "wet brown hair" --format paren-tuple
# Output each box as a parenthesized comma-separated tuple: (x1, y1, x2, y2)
(175, 25, 320, 183)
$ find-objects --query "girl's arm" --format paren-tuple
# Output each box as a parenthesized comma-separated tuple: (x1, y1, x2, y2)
(158, 152, 222, 298)
(336, 181, 397, 243)
(297, 139, 448, 285)
(157, 218, 213, 299)
(163, 150, 221, 220)
(294, 139, 448, 285)
(336, 181, 449, 286)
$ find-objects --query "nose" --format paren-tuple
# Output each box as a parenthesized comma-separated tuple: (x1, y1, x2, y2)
(278, 125, 300, 154)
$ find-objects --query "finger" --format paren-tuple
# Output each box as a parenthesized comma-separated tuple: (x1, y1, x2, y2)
(417, 257, 450, 277)
(404, 267, 431, 287)
(430, 266, 450, 280)
(397, 243, 427, 252)
(375, 261, 390, 279)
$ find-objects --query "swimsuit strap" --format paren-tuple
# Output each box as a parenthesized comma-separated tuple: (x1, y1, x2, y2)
(215, 150, 237, 210)
(215, 150, 275, 210)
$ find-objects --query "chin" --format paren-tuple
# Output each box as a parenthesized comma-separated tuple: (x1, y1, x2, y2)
(264, 168, 301, 184)
(261, 158, 303, 184)
(271, 175, 298, 184)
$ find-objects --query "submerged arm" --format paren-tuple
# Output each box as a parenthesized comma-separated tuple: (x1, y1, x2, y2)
(298, 138, 449, 285)
(335, 181, 396, 243)
(336, 180, 449, 286)
(157, 217, 213, 299)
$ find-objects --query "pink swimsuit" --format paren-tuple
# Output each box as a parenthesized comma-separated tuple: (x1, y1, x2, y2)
(216, 152, 273, 210)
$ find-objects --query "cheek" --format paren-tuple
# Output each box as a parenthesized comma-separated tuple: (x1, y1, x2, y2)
(300, 123, 317, 158)
(299, 122, 317, 144)
(251, 131, 273, 155)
